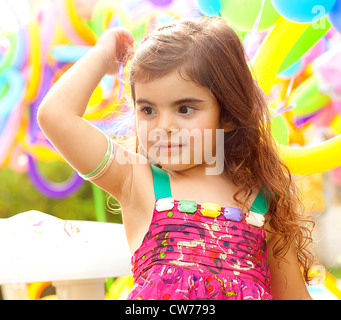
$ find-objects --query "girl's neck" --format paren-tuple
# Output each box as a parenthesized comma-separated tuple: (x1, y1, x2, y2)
(165, 163, 230, 182)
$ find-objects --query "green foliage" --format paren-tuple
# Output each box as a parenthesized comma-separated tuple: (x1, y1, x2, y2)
(0, 160, 122, 224)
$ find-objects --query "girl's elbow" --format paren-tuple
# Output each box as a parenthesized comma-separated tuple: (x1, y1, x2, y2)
(37, 103, 50, 128)
(37, 102, 59, 132)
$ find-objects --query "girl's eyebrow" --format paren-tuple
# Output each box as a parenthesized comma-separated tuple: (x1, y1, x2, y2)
(135, 97, 205, 106)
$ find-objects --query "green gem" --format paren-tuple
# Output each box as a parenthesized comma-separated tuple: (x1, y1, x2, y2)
(167, 211, 174, 217)
(142, 255, 146, 260)
(160, 252, 166, 258)
(178, 200, 197, 213)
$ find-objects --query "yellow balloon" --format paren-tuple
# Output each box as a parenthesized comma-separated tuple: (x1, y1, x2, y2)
(87, 85, 104, 107)
(91, 0, 133, 36)
(252, 17, 341, 175)
(25, 21, 42, 103)
(331, 115, 341, 136)
(106, 276, 134, 300)
(252, 17, 309, 95)
(278, 135, 341, 175)
(18, 128, 63, 162)
(65, 0, 97, 45)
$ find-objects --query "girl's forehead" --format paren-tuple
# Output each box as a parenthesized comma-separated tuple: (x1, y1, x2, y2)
(134, 70, 213, 102)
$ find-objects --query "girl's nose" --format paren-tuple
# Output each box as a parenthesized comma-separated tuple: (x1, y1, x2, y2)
(157, 112, 178, 133)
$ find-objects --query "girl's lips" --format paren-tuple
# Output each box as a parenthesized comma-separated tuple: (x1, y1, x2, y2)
(157, 144, 184, 154)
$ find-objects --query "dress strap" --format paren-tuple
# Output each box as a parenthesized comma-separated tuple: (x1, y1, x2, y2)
(151, 163, 269, 214)
(250, 187, 269, 216)
(151, 164, 172, 200)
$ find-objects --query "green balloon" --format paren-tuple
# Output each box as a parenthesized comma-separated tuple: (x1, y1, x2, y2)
(0, 33, 17, 73)
(270, 104, 289, 146)
(289, 76, 330, 117)
(220, 0, 280, 32)
(278, 17, 331, 74)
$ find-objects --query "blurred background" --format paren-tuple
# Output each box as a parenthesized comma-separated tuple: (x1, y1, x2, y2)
(1, 0, 341, 299)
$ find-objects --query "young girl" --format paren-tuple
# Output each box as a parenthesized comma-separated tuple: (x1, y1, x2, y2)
(38, 16, 314, 300)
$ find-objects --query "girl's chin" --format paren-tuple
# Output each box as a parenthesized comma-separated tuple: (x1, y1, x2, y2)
(156, 162, 200, 171)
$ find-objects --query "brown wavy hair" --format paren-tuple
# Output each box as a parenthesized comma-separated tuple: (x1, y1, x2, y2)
(129, 16, 315, 283)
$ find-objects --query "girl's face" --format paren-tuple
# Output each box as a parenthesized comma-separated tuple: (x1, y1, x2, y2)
(134, 70, 231, 172)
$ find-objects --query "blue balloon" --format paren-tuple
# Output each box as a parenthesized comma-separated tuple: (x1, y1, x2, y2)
(197, 0, 221, 16)
(278, 60, 303, 79)
(328, 0, 341, 32)
(51, 45, 91, 63)
(0, 69, 25, 119)
(271, 0, 336, 23)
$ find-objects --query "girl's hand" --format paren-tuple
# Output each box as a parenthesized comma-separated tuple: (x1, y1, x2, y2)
(95, 27, 135, 75)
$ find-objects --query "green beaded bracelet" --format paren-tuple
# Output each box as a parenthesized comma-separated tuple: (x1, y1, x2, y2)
(78, 135, 116, 181)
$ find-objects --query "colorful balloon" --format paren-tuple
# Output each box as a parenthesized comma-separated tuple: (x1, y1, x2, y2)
(279, 134, 341, 175)
(289, 75, 330, 117)
(149, 0, 173, 7)
(253, 17, 309, 94)
(37, 1, 57, 62)
(277, 17, 331, 74)
(271, 0, 336, 23)
(64, 0, 97, 45)
(27, 155, 84, 199)
(221, 0, 280, 32)
(253, 17, 341, 175)
(328, 0, 341, 32)
(197, 0, 221, 16)
(56, 0, 89, 45)
(313, 43, 341, 99)
(24, 21, 42, 103)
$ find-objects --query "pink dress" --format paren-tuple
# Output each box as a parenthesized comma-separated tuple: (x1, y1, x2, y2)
(128, 165, 273, 300)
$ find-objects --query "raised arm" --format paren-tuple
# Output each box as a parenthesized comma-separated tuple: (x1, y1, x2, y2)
(37, 27, 136, 200)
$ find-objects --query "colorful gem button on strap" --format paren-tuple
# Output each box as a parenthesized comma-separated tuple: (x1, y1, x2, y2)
(178, 200, 197, 213)
(245, 211, 265, 227)
(223, 206, 242, 222)
(155, 197, 174, 211)
(155, 198, 264, 227)
(200, 202, 221, 218)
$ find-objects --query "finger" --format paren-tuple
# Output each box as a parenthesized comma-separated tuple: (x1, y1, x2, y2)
(114, 27, 135, 44)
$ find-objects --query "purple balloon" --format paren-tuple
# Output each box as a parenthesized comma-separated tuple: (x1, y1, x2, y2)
(149, 0, 173, 7)
(295, 113, 316, 127)
(27, 155, 84, 199)
(30, 65, 54, 143)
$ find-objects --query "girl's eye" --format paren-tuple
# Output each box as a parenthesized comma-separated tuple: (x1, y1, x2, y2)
(141, 106, 155, 115)
(178, 105, 195, 115)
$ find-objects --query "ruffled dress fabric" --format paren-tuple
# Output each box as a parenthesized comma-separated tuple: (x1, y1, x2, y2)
(128, 200, 273, 300)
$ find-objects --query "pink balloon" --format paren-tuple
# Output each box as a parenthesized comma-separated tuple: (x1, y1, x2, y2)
(303, 37, 326, 66)
(311, 104, 336, 127)
(313, 45, 341, 98)
(37, 1, 57, 61)
(331, 166, 341, 186)
(332, 100, 341, 113)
